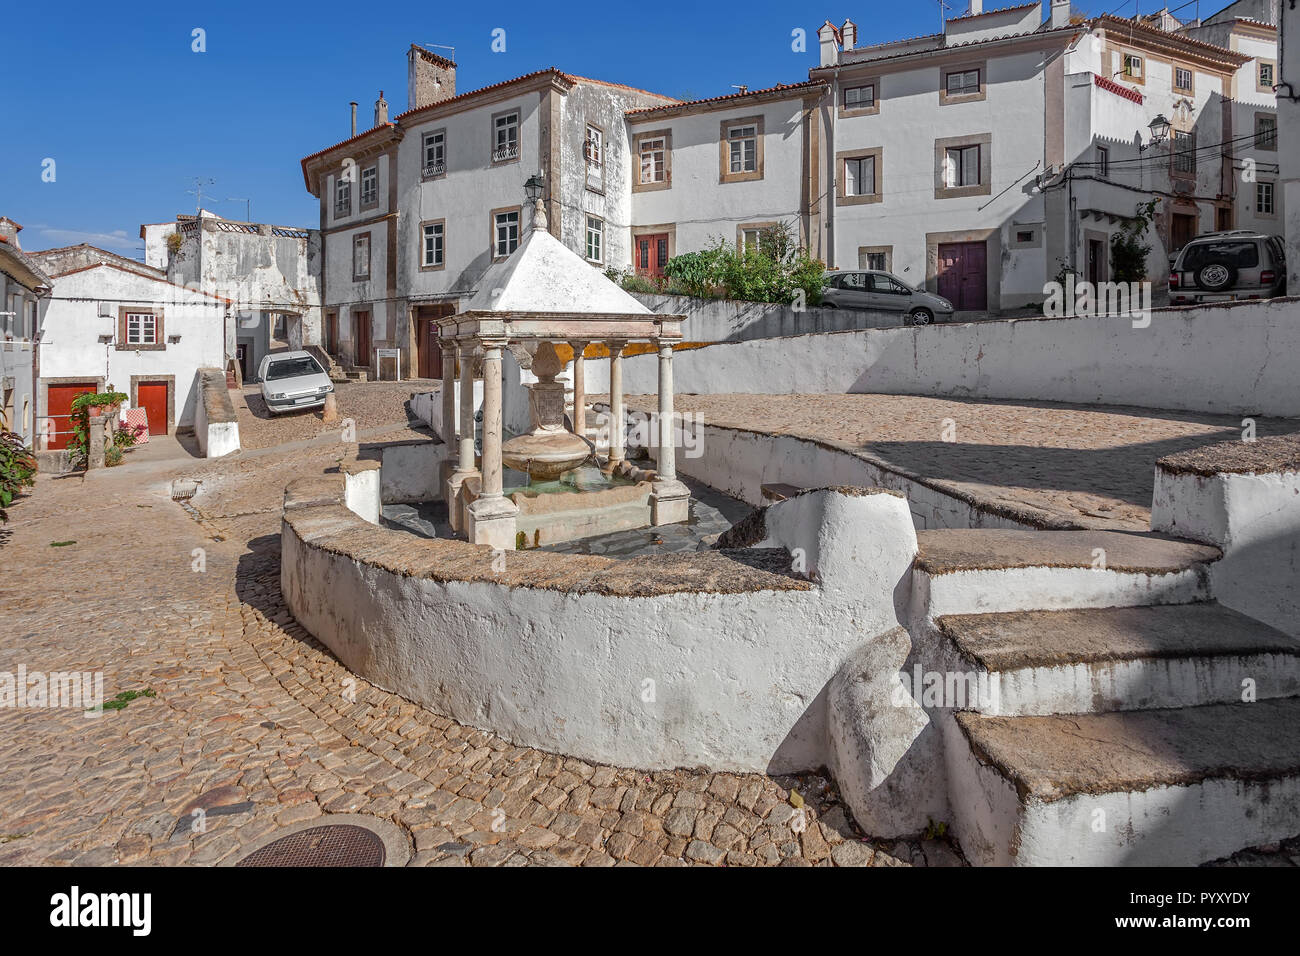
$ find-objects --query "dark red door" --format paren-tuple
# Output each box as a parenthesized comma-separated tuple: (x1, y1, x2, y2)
(353, 311, 372, 369)
(636, 234, 669, 279)
(137, 381, 169, 436)
(936, 241, 988, 311)
(46, 383, 97, 450)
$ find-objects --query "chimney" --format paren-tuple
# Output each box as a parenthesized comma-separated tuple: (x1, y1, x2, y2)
(408, 45, 458, 111)
(1050, 0, 1072, 27)
(970, 0, 983, 14)
(374, 90, 389, 127)
(841, 19, 857, 51)
(0, 217, 21, 249)
(817, 21, 840, 68)
(350, 101, 358, 136)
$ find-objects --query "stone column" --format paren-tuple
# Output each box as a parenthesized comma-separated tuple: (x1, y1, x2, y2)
(440, 341, 457, 445)
(656, 342, 676, 482)
(607, 340, 626, 471)
(456, 341, 477, 472)
(480, 341, 505, 500)
(467, 338, 519, 550)
(444, 339, 480, 533)
(438, 339, 458, 493)
(650, 340, 690, 526)
(569, 340, 589, 437)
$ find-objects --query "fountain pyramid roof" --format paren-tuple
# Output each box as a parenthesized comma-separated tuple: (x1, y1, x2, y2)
(440, 204, 683, 344)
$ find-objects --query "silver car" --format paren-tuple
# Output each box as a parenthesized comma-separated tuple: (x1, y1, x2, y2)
(258, 351, 333, 414)
(820, 270, 955, 325)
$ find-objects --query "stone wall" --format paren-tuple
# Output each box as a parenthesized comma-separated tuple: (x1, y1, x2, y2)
(194, 368, 240, 458)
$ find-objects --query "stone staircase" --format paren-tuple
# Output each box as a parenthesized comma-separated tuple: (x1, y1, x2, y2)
(911, 528, 1300, 865)
(305, 345, 364, 383)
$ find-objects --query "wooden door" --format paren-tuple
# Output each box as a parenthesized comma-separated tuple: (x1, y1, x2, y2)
(353, 311, 372, 368)
(46, 383, 97, 450)
(137, 381, 169, 436)
(936, 241, 988, 311)
(1171, 213, 1198, 254)
(325, 312, 339, 355)
(416, 304, 455, 380)
(635, 233, 669, 278)
(1088, 239, 1105, 285)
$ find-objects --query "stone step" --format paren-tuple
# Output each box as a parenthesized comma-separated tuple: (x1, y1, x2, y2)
(912, 529, 1221, 619)
(948, 697, 1300, 865)
(937, 603, 1300, 715)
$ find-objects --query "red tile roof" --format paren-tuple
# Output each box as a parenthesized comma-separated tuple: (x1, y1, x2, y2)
(625, 80, 827, 118)
(1094, 72, 1145, 105)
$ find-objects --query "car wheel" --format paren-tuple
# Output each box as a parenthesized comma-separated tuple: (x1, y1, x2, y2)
(908, 308, 934, 326)
(1194, 261, 1238, 292)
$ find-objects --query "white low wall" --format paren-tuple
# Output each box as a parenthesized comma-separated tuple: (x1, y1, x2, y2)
(1152, 450, 1300, 638)
(282, 481, 917, 773)
(377, 439, 446, 504)
(610, 405, 1046, 531)
(194, 368, 240, 458)
(586, 298, 1300, 417)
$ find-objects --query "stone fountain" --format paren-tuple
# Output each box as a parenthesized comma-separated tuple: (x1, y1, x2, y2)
(436, 190, 691, 550)
(501, 341, 591, 481)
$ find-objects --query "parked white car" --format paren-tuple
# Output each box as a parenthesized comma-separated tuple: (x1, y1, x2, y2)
(258, 351, 333, 414)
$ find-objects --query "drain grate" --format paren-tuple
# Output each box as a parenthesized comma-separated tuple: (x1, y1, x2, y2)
(236, 823, 386, 867)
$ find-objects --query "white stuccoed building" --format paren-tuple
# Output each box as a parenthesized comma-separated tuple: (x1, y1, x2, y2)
(298, 2, 1287, 335)
(301, 52, 674, 381)
(28, 247, 227, 448)
(812, 1, 1281, 310)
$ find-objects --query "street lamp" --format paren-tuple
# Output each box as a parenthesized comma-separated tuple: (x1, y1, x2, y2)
(524, 174, 545, 204)
(1139, 114, 1172, 152)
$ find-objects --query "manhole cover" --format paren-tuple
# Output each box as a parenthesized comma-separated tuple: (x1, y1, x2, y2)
(236, 824, 386, 867)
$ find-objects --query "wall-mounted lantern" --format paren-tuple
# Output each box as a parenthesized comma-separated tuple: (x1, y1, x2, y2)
(1139, 114, 1172, 152)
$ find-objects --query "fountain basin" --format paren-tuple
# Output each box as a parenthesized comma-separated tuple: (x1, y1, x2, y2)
(500, 429, 591, 482)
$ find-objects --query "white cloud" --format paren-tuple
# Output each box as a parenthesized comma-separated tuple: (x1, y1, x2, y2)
(30, 225, 139, 252)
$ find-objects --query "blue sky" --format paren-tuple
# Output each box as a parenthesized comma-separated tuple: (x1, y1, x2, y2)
(0, 0, 1232, 260)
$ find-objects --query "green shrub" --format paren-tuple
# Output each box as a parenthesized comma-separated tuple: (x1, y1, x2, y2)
(0, 429, 37, 522)
(662, 223, 826, 306)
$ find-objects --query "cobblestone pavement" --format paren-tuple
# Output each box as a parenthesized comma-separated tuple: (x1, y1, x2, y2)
(0, 414, 943, 867)
(235, 379, 438, 450)
(4, 391, 1294, 867)
(620, 393, 1300, 531)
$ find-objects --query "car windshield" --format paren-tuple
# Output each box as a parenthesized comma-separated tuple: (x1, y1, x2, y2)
(265, 357, 323, 381)
(1182, 241, 1260, 270)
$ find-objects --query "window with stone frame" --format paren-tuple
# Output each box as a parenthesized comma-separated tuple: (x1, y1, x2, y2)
(493, 111, 520, 163)
(726, 124, 758, 174)
(1255, 115, 1277, 150)
(335, 177, 351, 217)
(422, 129, 447, 178)
(944, 144, 981, 187)
(585, 216, 603, 263)
(494, 209, 520, 259)
(126, 311, 157, 346)
(640, 136, 666, 184)
(1257, 181, 1275, 216)
(845, 155, 876, 196)
(844, 84, 875, 110)
(585, 125, 604, 191)
(353, 233, 371, 280)
(360, 165, 378, 207)
(945, 69, 980, 96)
(421, 221, 444, 268)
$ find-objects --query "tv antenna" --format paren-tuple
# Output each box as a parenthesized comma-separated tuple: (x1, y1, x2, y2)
(420, 42, 456, 61)
(187, 177, 216, 214)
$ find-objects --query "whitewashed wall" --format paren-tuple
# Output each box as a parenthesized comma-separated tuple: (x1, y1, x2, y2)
(586, 298, 1300, 416)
